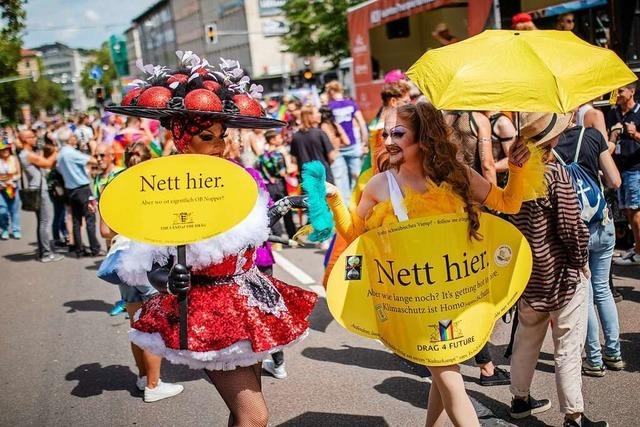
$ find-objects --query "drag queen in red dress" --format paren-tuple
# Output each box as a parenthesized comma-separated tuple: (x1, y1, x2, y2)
(107, 51, 317, 425)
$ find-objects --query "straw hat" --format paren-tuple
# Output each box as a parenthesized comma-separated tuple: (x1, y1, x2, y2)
(519, 112, 573, 146)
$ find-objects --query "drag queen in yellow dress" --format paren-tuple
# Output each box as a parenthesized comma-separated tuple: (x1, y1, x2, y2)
(326, 102, 542, 426)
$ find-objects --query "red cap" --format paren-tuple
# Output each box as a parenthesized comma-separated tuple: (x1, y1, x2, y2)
(511, 13, 533, 28)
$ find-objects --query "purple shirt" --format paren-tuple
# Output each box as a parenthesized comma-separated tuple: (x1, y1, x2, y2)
(328, 99, 359, 146)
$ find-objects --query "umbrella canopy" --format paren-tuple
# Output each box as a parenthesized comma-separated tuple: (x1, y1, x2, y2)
(406, 30, 637, 113)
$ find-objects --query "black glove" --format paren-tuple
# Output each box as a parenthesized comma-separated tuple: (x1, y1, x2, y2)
(147, 263, 170, 294)
(268, 196, 308, 227)
(168, 263, 191, 296)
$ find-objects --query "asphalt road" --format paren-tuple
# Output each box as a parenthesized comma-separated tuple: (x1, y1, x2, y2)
(0, 214, 638, 426)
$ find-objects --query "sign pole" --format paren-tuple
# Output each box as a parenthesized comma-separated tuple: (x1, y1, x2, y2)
(177, 245, 189, 350)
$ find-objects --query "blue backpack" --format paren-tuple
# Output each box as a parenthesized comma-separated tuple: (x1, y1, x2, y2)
(553, 127, 608, 224)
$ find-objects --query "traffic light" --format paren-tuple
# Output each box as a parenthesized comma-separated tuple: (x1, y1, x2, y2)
(205, 23, 218, 45)
(302, 68, 314, 81)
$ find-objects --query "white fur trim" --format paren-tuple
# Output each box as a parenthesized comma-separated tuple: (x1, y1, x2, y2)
(116, 191, 270, 286)
(129, 328, 308, 371)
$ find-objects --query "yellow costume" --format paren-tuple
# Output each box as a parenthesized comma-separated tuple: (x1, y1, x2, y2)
(328, 161, 537, 244)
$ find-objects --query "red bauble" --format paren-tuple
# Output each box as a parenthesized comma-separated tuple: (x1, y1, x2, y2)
(121, 88, 144, 106)
(136, 86, 172, 108)
(233, 94, 262, 117)
(202, 80, 221, 94)
(184, 89, 222, 112)
(167, 73, 189, 85)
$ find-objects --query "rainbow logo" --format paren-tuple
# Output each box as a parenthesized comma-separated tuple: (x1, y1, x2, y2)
(438, 320, 455, 341)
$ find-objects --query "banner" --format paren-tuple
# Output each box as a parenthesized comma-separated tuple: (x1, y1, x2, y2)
(100, 154, 258, 245)
(327, 213, 532, 366)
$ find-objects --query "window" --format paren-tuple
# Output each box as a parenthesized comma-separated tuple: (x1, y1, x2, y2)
(164, 28, 175, 43)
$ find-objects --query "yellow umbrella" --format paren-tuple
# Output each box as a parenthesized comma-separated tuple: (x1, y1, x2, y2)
(406, 30, 637, 113)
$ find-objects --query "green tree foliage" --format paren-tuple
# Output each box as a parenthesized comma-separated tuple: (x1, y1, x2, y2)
(15, 75, 70, 113)
(0, 0, 27, 121)
(80, 42, 117, 98)
(281, 0, 359, 67)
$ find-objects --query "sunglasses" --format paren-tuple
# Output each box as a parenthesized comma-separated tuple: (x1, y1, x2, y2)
(381, 126, 408, 140)
(95, 153, 107, 158)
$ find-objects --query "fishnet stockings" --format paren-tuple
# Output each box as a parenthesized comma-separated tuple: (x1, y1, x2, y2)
(205, 364, 268, 427)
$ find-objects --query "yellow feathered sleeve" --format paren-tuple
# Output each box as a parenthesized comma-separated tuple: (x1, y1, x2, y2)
(483, 146, 546, 214)
(327, 193, 365, 244)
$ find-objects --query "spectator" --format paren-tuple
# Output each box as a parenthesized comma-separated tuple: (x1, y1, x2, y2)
(113, 117, 152, 167)
(0, 138, 21, 240)
(92, 142, 128, 317)
(259, 130, 297, 239)
(607, 82, 640, 265)
(55, 128, 102, 258)
(576, 104, 611, 151)
(509, 112, 606, 427)
(325, 81, 368, 189)
(99, 141, 184, 402)
(47, 155, 70, 249)
(485, 111, 517, 186)
(512, 13, 537, 31)
(320, 106, 351, 204)
(449, 110, 513, 385)
(97, 112, 120, 145)
(556, 13, 576, 31)
(431, 22, 459, 46)
(17, 129, 63, 262)
(238, 129, 265, 169)
(290, 104, 338, 185)
(74, 113, 96, 155)
(556, 120, 624, 377)
(448, 111, 498, 185)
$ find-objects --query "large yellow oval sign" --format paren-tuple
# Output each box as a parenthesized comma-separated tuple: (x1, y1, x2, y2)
(327, 213, 532, 366)
(100, 154, 258, 245)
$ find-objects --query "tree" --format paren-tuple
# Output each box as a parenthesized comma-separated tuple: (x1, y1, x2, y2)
(281, 0, 359, 67)
(0, 0, 27, 121)
(79, 42, 117, 99)
(16, 77, 70, 113)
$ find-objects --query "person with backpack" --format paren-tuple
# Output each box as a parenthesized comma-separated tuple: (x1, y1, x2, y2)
(510, 112, 607, 427)
(555, 120, 624, 377)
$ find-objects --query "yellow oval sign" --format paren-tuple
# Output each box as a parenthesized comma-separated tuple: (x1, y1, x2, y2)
(327, 213, 532, 366)
(100, 154, 258, 245)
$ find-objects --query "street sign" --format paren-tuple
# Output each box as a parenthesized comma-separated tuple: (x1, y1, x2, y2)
(205, 23, 218, 45)
(90, 66, 103, 81)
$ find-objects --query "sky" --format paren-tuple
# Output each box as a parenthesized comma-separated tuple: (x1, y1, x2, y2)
(22, 0, 158, 50)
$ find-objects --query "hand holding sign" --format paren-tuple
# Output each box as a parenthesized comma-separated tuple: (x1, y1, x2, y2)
(169, 263, 191, 296)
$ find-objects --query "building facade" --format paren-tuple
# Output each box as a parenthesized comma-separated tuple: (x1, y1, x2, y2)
(129, 0, 318, 92)
(17, 49, 41, 80)
(132, 0, 178, 68)
(33, 42, 92, 111)
(124, 25, 144, 77)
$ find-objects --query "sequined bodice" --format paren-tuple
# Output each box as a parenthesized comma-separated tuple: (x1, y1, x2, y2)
(194, 248, 256, 277)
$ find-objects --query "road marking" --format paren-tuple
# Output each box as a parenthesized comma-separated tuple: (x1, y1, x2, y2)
(273, 252, 316, 285)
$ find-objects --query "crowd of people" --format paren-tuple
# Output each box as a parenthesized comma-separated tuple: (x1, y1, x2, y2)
(1, 59, 637, 426)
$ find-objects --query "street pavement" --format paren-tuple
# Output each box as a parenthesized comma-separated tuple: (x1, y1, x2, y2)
(0, 214, 638, 426)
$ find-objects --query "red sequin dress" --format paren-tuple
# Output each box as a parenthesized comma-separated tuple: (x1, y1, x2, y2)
(117, 189, 318, 371)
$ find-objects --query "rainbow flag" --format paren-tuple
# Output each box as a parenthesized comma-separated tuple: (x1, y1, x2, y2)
(149, 139, 163, 157)
(438, 320, 455, 341)
(3, 184, 15, 199)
